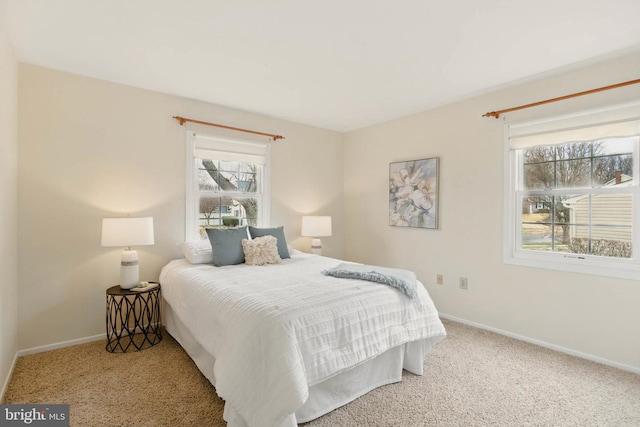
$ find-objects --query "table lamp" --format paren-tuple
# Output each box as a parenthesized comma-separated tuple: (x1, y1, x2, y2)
(101, 217, 155, 289)
(301, 216, 332, 255)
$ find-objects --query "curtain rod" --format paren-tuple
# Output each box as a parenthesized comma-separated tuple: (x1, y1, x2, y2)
(483, 78, 640, 119)
(173, 116, 285, 140)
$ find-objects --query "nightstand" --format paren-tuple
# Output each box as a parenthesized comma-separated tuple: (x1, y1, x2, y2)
(105, 283, 162, 353)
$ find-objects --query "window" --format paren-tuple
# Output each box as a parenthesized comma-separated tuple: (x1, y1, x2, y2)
(186, 131, 270, 240)
(504, 102, 640, 279)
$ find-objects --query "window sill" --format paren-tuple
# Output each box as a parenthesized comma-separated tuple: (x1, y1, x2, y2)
(504, 252, 640, 281)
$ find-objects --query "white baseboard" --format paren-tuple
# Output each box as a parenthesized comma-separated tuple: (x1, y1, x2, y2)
(2, 333, 105, 401)
(4, 316, 637, 402)
(439, 313, 640, 375)
(16, 333, 105, 357)
(1, 352, 19, 402)
(15, 323, 162, 358)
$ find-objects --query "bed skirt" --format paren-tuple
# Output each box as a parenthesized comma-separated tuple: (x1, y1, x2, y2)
(165, 303, 437, 426)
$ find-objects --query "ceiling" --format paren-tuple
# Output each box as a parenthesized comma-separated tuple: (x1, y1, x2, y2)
(7, 0, 640, 132)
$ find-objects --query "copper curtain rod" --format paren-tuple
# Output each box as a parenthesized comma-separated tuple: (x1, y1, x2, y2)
(173, 116, 285, 140)
(483, 78, 640, 119)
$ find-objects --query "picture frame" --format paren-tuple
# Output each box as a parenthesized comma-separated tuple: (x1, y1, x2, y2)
(389, 157, 439, 229)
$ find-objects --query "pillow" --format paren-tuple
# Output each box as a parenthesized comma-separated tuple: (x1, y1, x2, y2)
(248, 226, 290, 259)
(177, 241, 214, 264)
(205, 226, 248, 266)
(242, 235, 282, 266)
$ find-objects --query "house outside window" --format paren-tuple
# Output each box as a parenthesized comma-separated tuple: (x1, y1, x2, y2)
(186, 131, 270, 240)
(504, 102, 640, 279)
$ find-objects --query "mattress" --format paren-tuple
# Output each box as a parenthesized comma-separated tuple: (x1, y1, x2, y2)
(159, 253, 446, 426)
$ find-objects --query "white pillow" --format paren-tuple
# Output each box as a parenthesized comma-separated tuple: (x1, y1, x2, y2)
(242, 236, 281, 266)
(178, 241, 214, 264)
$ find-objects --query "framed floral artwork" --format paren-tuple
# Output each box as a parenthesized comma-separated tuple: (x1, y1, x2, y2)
(389, 157, 439, 229)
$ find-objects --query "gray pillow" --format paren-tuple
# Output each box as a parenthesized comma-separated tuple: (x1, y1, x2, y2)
(248, 226, 290, 259)
(206, 226, 248, 266)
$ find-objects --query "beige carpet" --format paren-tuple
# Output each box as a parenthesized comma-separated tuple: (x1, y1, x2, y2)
(3, 319, 639, 426)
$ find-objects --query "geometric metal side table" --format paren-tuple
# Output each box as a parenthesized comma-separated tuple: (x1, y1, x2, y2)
(105, 283, 162, 353)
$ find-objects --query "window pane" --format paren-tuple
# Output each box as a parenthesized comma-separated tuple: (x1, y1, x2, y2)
(197, 158, 260, 193)
(561, 225, 590, 255)
(595, 193, 632, 226)
(521, 196, 553, 251)
(593, 154, 633, 186)
(556, 159, 590, 188)
(238, 162, 255, 173)
(598, 137, 635, 156)
(522, 196, 552, 215)
(228, 197, 258, 226)
(549, 196, 577, 252)
(221, 162, 258, 193)
(523, 193, 633, 258)
(197, 196, 259, 238)
(199, 196, 225, 230)
(553, 194, 578, 225)
(521, 227, 553, 251)
(555, 142, 591, 160)
(522, 195, 585, 252)
(566, 226, 632, 259)
(198, 168, 219, 191)
(589, 225, 632, 258)
(523, 163, 554, 190)
(523, 146, 555, 163)
(563, 194, 590, 226)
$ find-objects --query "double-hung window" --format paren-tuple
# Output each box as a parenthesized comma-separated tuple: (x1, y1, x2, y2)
(504, 102, 640, 279)
(186, 131, 270, 240)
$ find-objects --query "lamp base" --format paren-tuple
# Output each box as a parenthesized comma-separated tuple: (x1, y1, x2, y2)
(310, 238, 322, 255)
(120, 249, 140, 289)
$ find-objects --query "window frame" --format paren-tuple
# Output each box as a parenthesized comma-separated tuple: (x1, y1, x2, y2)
(185, 131, 271, 241)
(503, 104, 640, 280)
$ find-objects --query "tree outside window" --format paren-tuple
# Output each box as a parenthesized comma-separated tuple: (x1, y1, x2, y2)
(520, 138, 634, 258)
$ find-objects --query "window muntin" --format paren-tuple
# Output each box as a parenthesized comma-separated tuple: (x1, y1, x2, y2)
(198, 160, 260, 193)
(186, 132, 269, 240)
(518, 138, 635, 259)
(505, 102, 640, 279)
(197, 159, 261, 231)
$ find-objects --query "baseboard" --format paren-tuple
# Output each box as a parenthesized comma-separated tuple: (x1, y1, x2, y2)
(15, 323, 162, 358)
(3, 327, 165, 398)
(1, 352, 19, 402)
(439, 313, 640, 375)
(16, 333, 106, 357)
(2, 334, 105, 401)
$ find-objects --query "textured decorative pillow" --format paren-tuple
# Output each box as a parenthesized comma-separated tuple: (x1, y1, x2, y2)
(205, 226, 248, 267)
(242, 235, 282, 266)
(248, 226, 290, 259)
(178, 241, 214, 264)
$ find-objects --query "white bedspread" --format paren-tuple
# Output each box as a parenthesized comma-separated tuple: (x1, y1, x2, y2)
(159, 253, 446, 427)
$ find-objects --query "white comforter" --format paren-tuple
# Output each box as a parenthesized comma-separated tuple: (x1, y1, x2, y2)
(159, 253, 446, 427)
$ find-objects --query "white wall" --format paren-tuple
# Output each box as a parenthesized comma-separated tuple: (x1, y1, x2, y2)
(344, 50, 640, 371)
(12, 42, 640, 373)
(0, 0, 19, 397)
(17, 64, 344, 350)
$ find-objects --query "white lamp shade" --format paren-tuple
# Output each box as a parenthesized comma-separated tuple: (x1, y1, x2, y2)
(102, 217, 154, 289)
(301, 216, 332, 237)
(101, 217, 155, 247)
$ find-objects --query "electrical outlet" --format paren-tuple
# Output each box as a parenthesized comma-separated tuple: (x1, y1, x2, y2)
(436, 274, 443, 285)
(459, 277, 468, 290)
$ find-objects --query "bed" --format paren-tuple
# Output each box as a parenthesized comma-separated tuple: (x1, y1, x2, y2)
(159, 249, 446, 427)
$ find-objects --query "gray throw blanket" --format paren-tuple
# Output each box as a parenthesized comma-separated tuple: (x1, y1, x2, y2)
(321, 263, 417, 298)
